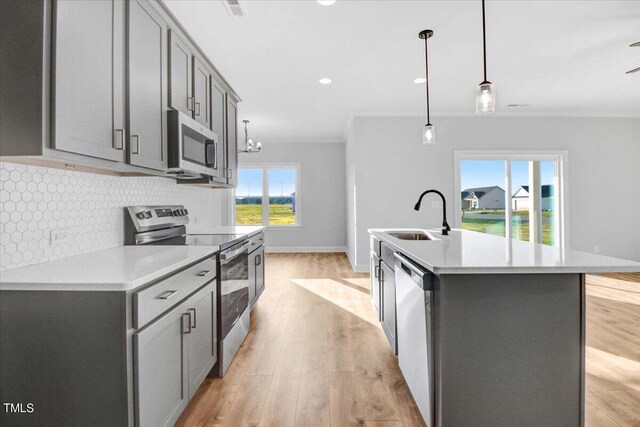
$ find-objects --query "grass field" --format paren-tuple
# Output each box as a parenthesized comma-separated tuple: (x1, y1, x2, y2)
(236, 204, 296, 225)
(462, 209, 555, 245)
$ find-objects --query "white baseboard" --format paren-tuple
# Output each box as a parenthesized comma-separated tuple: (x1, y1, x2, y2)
(265, 246, 347, 253)
(346, 248, 369, 273)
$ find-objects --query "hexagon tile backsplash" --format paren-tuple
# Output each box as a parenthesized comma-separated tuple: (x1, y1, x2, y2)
(0, 161, 229, 271)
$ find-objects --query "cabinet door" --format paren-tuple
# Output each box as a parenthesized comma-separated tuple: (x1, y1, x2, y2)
(225, 95, 238, 186)
(370, 253, 381, 319)
(187, 286, 217, 399)
(380, 261, 397, 353)
(135, 304, 189, 427)
(210, 79, 226, 183)
(53, 0, 125, 162)
(248, 250, 257, 307)
(193, 57, 211, 129)
(128, 0, 168, 171)
(255, 247, 265, 297)
(168, 30, 193, 116)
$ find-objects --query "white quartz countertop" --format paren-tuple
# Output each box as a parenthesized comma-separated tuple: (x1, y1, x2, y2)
(0, 245, 220, 291)
(370, 228, 640, 274)
(202, 225, 265, 235)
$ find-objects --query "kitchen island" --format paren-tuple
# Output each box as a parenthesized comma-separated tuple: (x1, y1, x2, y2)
(369, 228, 640, 427)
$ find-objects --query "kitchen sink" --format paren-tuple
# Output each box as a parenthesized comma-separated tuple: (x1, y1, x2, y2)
(387, 231, 432, 241)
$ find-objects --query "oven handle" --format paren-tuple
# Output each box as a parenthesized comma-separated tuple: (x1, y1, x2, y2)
(221, 241, 251, 263)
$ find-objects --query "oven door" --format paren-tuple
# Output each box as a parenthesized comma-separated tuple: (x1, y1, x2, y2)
(168, 110, 220, 178)
(220, 242, 250, 339)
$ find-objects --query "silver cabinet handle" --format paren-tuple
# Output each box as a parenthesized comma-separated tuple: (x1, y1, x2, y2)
(182, 313, 192, 334)
(188, 308, 196, 328)
(213, 141, 218, 170)
(157, 290, 178, 300)
(195, 102, 201, 116)
(197, 270, 211, 277)
(255, 254, 261, 266)
(374, 265, 379, 279)
(187, 96, 195, 112)
(131, 135, 140, 154)
(113, 129, 125, 150)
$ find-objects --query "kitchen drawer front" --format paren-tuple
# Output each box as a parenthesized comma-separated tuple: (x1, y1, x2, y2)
(370, 235, 381, 257)
(380, 241, 395, 270)
(248, 232, 265, 253)
(134, 256, 216, 329)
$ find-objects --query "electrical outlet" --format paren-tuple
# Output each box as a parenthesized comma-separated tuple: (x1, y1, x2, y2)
(50, 229, 72, 246)
(431, 200, 443, 209)
(593, 245, 600, 254)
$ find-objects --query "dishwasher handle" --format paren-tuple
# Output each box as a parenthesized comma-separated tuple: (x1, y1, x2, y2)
(394, 253, 434, 291)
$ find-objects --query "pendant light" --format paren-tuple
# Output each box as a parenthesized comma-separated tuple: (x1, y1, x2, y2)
(238, 120, 262, 153)
(419, 29, 435, 145)
(476, 0, 496, 114)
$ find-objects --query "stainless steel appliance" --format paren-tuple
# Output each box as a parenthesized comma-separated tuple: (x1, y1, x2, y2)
(125, 205, 252, 377)
(167, 110, 220, 180)
(394, 252, 434, 426)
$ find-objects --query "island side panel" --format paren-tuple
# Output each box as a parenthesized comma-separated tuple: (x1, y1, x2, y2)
(434, 273, 584, 427)
(0, 290, 128, 427)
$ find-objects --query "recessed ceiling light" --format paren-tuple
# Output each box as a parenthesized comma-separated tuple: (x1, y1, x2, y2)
(413, 77, 426, 84)
(319, 78, 332, 85)
(317, 0, 336, 5)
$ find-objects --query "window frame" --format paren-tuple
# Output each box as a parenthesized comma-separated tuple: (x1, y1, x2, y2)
(234, 163, 302, 229)
(453, 150, 569, 250)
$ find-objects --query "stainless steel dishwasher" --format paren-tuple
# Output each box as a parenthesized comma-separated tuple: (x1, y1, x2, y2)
(394, 252, 434, 427)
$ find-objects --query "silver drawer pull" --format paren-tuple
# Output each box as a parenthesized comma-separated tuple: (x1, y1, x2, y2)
(157, 290, 178, 300)
(197, 270, 211, 277)
(188, 308, 197, 328)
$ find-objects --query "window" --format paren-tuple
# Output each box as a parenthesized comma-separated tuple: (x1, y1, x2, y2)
(455, 151, 567, 248)
(235, 165, 299, 227)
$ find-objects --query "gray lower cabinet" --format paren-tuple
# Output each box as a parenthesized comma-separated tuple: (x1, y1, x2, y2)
(248, 244, 265, 308)
(370, 251, 381, 319)
(135, 283, 216, 427)
(380, 260, 396, 353)
(255, 246, 265, 297)
(52, 0, 126, 162)
(128, 0, 168, 171)
(225, 96, 238, 186)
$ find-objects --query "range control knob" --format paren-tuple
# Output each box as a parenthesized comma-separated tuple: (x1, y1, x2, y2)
(144, 211, 152, 219)
(183, 209, 189, 215)
(136, 212, 145, 220)
(173, 210, 181, 216)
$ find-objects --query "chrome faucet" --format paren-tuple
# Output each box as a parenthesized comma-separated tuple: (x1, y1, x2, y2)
(414, 189, 451, 236)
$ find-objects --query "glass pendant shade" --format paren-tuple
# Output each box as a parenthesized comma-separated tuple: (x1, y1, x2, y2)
(475, 82, 496, 114)
(423, 124, 435, 145)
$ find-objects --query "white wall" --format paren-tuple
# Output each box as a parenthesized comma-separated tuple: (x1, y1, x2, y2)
(346, 116, 640, 270)
(0, 161, 229, 271)
(238, 142, 346, 251)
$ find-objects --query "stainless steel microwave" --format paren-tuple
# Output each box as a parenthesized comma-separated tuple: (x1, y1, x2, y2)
(167, 110, 219, 179)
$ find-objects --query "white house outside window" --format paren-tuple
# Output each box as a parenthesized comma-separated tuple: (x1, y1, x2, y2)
(235, 165, 300, 227)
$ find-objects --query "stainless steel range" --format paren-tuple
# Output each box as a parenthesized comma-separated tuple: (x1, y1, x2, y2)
(125, 205, 251, 376)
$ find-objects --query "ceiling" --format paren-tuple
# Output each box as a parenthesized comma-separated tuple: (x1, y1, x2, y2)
(164, 0, 640, 143)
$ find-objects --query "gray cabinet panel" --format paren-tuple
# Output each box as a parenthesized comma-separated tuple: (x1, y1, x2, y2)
(187, 285, 217, 399)
(128, 0, 167, 171)
(255, 246, 265, 297)
(248, 249, 257, 306)
(210, 80, 227, 183)
(380, 260, 396, 353)
(225, 96, 238, 185)
(135, 303, 189, 427)
(370, 252, 381, 319)
(193, 57, 211, 129)
(53, 0, 125, 162)
(169, 30, 193, 116)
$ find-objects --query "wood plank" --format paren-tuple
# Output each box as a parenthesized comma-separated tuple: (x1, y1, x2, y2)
(329, 371, 366, 427)
(295, 346, 330, 427)
(222, 375, 272, 427)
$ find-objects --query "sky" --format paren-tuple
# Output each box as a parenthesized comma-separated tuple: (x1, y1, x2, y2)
(237, 168, 296, 197)
(461, 160, 555, 195)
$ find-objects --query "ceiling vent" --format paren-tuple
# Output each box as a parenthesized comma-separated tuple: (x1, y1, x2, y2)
(222, 0, 246, 17)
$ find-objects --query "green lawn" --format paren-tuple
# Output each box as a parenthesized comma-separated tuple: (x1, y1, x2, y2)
(462, 210, 554, 245)
(236, 204, 296, 225)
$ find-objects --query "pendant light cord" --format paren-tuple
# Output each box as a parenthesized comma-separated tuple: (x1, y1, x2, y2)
(481, 0, 488, 83)
(424, 37, 430, 124)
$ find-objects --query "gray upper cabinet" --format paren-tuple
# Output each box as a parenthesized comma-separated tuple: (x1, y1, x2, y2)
(168, 30, 193, 116)
(128, 0, 168, 171)
(210, 79, 227, 184)
(193, 57, 212, 129)
(53, 0, 126, 162)
(226, 96, 238, 186)
(187, 285, 217, 399)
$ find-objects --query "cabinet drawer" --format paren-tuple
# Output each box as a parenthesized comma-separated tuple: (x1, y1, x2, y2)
(380, 241, 395, 269)
(134, 256, 216, 329)
(248, 232, 265, 253)
(370, 235, 381, 257)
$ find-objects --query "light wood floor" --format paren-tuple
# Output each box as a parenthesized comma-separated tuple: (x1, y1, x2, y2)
(176, 254, 640, 427)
